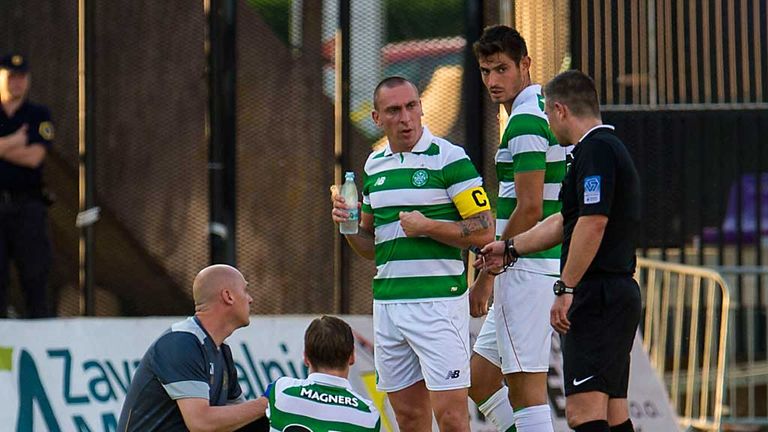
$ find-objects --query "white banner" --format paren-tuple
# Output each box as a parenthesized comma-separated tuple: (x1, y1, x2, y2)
(0, 316, 677, 431)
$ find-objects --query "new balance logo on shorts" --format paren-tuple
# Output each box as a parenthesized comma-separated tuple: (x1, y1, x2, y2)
(445, 370, 461, 379)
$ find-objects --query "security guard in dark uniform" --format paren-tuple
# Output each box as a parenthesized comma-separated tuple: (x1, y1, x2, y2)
(0, 53, 54, 318)
(475, 70, 641, 432)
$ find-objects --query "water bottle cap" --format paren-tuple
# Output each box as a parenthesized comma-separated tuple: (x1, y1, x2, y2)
(345, 171, 355, 180)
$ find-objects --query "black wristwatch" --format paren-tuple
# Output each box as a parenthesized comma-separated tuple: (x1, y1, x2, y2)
(504, 238, 521, 260)
(553, 279, 575, 296)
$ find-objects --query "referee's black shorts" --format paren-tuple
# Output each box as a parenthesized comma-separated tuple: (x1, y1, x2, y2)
(562, 275, 642, 398)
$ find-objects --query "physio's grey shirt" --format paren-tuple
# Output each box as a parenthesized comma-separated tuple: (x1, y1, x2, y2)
(117, 316, 243, 431)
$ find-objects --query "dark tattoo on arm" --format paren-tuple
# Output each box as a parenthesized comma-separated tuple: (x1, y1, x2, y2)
(459, 212, 491, 237)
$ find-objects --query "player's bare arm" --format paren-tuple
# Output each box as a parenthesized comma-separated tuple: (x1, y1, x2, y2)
(499, 169, 544, 240)
(458, 211, 493, 237)
(470, 169, 545, 316)
(399, 182, 493, 249)
(345, 211, 375, 259)
(468, 270, 494, 317)
(399, 209, 494, 250)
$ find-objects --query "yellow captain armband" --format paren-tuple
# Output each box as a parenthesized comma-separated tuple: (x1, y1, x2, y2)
(453, 186, 491, 219)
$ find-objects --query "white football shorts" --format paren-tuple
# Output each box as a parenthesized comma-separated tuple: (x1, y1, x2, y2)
(492, 269, 556, 374)
(472, 304, 502, 368)
(373, 294, 471, 392)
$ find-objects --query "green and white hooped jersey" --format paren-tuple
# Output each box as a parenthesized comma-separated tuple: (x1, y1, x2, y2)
(496, 84, 567, 276)
(362, 126, 489, 302)
(266, 373, 380, 432)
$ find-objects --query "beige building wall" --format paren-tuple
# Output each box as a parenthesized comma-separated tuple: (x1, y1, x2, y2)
(513, 0, 571, 85)
(499, 0, 571, 84)
(496, 1, 570, 137)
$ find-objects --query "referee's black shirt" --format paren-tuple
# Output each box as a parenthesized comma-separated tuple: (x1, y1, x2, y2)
(560, 125, 641, 277)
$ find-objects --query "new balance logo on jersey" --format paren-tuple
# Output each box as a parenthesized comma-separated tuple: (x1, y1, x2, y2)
(445, 370, 461, 379)
(374, 176, 386, 186)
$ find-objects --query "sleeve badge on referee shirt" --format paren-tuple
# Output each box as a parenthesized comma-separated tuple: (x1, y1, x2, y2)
(584, 175, 601, 204)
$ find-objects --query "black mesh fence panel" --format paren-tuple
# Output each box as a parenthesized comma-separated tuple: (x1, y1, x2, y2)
(573, 0, 768, 105)
(1, 1, 81, 316)
(1, 1, 206, 316)
(89, 2, 208, 315)
(237, 0, 337, 314)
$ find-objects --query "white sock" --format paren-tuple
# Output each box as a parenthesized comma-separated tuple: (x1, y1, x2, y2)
(477, 387, 516, 432)
(513, 404, 553, 432)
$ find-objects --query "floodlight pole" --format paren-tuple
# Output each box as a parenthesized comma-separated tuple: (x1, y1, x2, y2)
(464, 0, 485, 174)
(333, 0, 352, 314)
(78, 0, 97, 316)
(208, 0, 237, 265)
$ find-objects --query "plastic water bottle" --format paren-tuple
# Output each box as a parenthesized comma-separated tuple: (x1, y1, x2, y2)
(339, 171, 359, 234)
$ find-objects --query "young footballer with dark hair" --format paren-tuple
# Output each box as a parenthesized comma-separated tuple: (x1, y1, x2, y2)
(469, 25, 568, 432)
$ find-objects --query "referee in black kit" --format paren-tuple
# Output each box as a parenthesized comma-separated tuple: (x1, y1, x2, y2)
(475, 70, 641, 432)
(0, 53, 55, 318)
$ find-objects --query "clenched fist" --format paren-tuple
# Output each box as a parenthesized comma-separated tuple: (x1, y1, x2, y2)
(398, 210, 431, 237)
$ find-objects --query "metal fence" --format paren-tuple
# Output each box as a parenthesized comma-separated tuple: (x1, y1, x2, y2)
(1, 0, 205, 317)
(572, 2, 768, 426)
(608, 108, 768, 427)
(718, 267, 768, 426)
(573, 0, 768, 106)
(637, 257, 731, 431)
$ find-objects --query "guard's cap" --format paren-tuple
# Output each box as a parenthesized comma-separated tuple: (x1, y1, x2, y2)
(0, 53, 29, 73)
